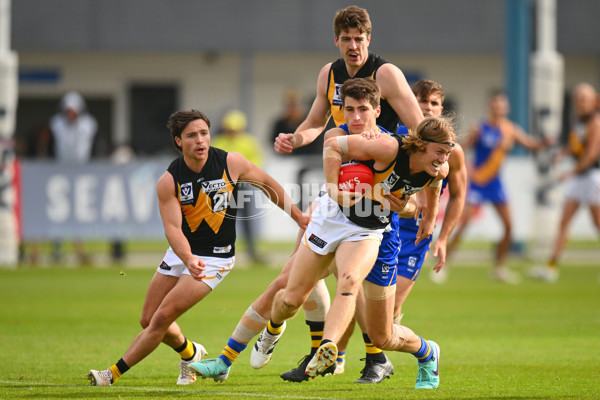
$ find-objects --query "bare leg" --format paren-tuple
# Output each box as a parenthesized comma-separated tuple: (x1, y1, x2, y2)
(446, 203, 477, 258)
(271, 244, 333, 325)
(491, 202, 512, 269)
(322, 240, 380, 343)
(122, 277, 212, 367)
(137, 272, 187, 349)
(393, 276, 415, 322)
(549, 200, 580, 263)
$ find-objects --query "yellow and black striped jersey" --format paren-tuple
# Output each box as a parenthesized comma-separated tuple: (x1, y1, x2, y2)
(326, 52, 399, 133)
(569, 113, 600, 170)
(167, 147, 238, 258)
(344, 135, 437, 229)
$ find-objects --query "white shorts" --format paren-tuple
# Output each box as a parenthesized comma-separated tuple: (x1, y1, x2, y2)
(302, 194, 384, 255)
(157, 247, 235, 290)
(564, 168, 600, 205)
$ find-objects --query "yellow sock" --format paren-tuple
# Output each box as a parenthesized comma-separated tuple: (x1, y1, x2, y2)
(109, 365, 121, 383)
(363, 333, 383, 355)
(267, 320, 283, 335)
(109, 358, 130, 383)
(177, 339, 195, 360)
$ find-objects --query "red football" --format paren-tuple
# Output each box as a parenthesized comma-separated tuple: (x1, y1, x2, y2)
(338, 163, 374, 192)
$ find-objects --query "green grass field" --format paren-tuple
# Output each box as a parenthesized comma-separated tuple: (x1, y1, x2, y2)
(1, 246, 599, 399)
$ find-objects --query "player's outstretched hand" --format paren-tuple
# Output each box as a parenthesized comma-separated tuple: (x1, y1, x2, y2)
(415, 216, 435, 245)
(296, 212, 310, 230)
(431, 240, 447, 272)
(274, 133, 295, 154)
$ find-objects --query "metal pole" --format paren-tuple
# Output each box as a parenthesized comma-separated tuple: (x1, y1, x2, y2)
(505, 0, 531, 135)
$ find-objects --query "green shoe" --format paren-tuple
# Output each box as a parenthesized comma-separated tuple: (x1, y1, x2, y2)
(415, 341, 440, 389)
(189, 358, 230, 383)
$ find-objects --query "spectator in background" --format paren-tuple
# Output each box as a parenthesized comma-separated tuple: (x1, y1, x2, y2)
(270, 89, 319, 155)
(50, 91, 97, 265)
(212, 110, 265, 263)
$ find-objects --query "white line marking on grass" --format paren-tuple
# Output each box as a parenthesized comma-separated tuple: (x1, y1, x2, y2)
(0, 380, 350, 400)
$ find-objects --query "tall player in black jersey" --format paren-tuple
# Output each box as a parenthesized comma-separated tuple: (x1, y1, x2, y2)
(274, 5, 423, 150)
(87, 110, 307, 387)
(271, 5, 427, 381)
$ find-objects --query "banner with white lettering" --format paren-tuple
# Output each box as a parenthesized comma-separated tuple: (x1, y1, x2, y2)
(21, 159, 170, 240)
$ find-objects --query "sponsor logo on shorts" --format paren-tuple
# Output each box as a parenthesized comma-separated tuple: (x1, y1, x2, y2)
(216, 272, 223, 280)
(408, 256, 417, 267)
(180, 182, 194, 203)
(201, 179, 227, 193)
(308, 234, 327, 249)
(213, 245, 232, 254)
(159, 261, 171, 270)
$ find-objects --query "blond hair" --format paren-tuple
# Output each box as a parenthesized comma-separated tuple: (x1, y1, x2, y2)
(402, 116, 456, 154)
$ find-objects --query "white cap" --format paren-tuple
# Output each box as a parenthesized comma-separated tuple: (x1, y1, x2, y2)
(60, 91, 86, 113)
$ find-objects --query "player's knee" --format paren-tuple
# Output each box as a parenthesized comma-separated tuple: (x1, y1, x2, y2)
(150, 309, 176, 331)
(337, 272, 362, 293)
(377, 324, 413, 351)
(281, 295, 303, 311)
(276, 289, 303, 312)
(368, 331, 389, 349)
(139, 315, 151, 329)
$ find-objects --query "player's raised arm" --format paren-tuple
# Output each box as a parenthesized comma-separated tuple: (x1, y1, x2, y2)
(377, 63, 424, 132)
(415, 163, 448, 246)
(431, 144, 467, 270)
(274, 64, 333, 154)
(227, 152, 308, 229)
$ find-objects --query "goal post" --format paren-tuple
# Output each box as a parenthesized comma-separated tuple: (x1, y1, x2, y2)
(529, 0, 564, 262)
(0, 0, 19, 267)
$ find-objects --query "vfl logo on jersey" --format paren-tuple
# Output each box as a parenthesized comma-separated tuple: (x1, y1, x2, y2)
(332, 83, 343, 106)
(180, 182, 194, 203)
(482, 130, 500, 148)
(202, 179, 227, 193)
(308, 234, 327, 249)
(381, 172, 400, 192)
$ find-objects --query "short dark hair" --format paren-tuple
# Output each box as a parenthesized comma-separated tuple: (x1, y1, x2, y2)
(340, 77, 381, 109)
(167, 109, 210, 152)
(333, 6, 371, 38)
(489, 88, 507, 99)
(412, 79, 445, 104)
